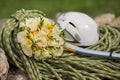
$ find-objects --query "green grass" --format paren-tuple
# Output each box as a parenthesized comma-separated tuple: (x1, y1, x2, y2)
(0, 0, 120, 19)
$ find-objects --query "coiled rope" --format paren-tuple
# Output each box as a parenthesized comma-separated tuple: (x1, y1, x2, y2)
(0, 9, 120, 80)
(87, 25, 120, 53)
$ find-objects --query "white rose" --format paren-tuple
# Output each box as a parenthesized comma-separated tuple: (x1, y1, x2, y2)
(48, 40, 58, 47)
(58, 37, 64, 46)
(52, 47, 63, 56)
(50, 26, 61, 37)
(40, 30, 48, 36)
(36, 38, 47, 48)
(34, 50, 41, 60)
(17, 30, 28, 44)
(26, 18, 39, 31)
(43, 50, 50, 58)
(35, 17, 40, 22)
(54, 26, 61, 34)
(41, 26, 49, 35)
(34, 50, 50, 60)
(33, 32, 41, 41)
(43, 17, 51, 26)
(21, 44, 32, 57)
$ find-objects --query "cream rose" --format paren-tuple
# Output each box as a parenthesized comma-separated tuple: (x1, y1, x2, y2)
(26, 18, 39, 31)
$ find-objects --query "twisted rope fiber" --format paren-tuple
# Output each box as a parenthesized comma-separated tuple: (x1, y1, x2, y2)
(87, 25, 120, 52)
(0, 9, 120, 80)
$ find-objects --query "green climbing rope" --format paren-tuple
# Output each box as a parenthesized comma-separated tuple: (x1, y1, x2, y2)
(87, 25, 120, 53)
(0, 9, 120, 80)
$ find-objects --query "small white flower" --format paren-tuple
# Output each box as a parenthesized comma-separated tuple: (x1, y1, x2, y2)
(26, 18, 39, 31)
(43, 17, 52, 26)
(33, 33, 41, 41)
(34, 50, 41, 60)
(35, 17, 40, 22)
(48, 40, 58, 47)
(40, 30, 48, 36)
(54, 25, 61, 33)
(50, 26, 61, 37)
(57, 37, 64, 46)
(52, 47, 63, 56)
(17, 30, 28, 44)
(36, 38, 47, 48)
(42, 50, 50, 58)
(34, 50, 50, 60)
(21, 44, 32, 57)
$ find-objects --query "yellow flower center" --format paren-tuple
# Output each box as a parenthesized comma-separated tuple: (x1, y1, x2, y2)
(27, 39, 32, 44)
(32, 44, 39, 51)
(46, 24, 54, 33)
(47, 24, 53, 29)
(49, 29, 53, 32)
(46, 36, 50, 41)
(32, 31, 38, 35)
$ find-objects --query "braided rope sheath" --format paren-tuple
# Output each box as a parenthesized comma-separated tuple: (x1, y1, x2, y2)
(0, 9, 120, 80)
(87, 25, 120, 52)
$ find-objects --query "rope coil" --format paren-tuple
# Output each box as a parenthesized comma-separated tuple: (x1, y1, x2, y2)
(0, 9, 120, 80)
